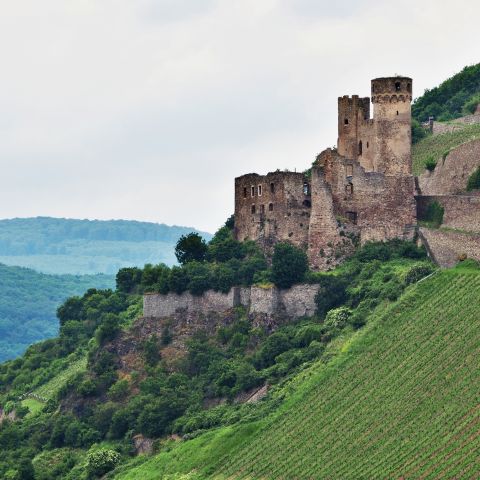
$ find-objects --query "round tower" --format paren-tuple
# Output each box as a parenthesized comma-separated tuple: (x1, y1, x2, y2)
(371, 76, 412, 176)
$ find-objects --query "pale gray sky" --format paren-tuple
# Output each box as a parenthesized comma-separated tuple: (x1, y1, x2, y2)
(0, 0, 478, 233)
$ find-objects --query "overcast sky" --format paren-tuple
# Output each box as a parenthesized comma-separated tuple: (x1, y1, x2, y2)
(0, 0, 478, 233)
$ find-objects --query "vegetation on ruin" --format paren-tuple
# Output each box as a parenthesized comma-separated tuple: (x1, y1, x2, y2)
(0, 236, 434, 479)
(411, 122, 480, 175)
(412, 62, 480, 122)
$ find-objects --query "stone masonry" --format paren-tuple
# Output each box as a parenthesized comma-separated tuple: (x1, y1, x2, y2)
(234, 76, 417, 270)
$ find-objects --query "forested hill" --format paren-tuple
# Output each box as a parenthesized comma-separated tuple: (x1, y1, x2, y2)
(0, 263, 114, 362)
(0, 217, 212, 275)
(412, 62, 480, 122)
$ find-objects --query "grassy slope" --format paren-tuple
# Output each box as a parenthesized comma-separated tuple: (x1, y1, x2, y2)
(412, 123, 480, 175)
(114, 266, 480, 479)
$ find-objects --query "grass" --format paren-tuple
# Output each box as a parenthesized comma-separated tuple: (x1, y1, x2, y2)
(214, 265, 480, 479)
(111, 264, 480, 479)
(412, 122, 480, 175)
(21, 397, 44, 417)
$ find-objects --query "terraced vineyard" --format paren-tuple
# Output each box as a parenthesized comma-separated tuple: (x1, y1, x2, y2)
(213, 267, 480, 479)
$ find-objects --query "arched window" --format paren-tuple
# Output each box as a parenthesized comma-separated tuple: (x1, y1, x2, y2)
(243, 187, 247, 198)
(258, 185, 262, 196)
(251, 186, 255, 197)
(269, 203, 274, 212)
(270, 182, 275, 193)
(260, 204, 265, 214)
(358, 141, 363, 156)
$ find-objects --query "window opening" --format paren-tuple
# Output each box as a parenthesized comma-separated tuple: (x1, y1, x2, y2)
(358, 140, 363, 156)
(395, 81, 401, 91)
(303, 200, 311, 208)
(344, 118, 349, 125)
(303, 183, 310, 195)
(260, 204, 265, 214)
(243, 187, 247, 198)
(346, 211, 357, 224)
(251, 186, 255, 197)
(251, 205, 256, 214)
(346, 165, 353, 177)
(345, 183, 354, 195)
(258, 185, 262, 196)
(270, 182, 275, 194)
(269, 203, 274, 212)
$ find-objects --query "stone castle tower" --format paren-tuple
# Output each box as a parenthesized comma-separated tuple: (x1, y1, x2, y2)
(234, 76, 417, 270)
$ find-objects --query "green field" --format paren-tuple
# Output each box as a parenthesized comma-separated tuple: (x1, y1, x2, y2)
(113, 265, 480, 479)
(412, 123, 480, 175)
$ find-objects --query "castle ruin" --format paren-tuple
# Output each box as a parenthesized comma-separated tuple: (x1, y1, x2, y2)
(234, 76, 417, 269)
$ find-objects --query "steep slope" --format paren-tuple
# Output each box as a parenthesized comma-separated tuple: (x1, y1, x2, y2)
(0, 264, 114, 361)
(113, 265, 480, 479)
(215, 266, 480, 479)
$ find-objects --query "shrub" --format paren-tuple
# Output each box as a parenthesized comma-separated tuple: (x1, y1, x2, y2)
(424, 156, 437, 172)
(116, 267, 142, 294)
(271, 243, 308, 289)
(422, 201, 444, 227)
(175, 233, 208, 265)
(315, 274, 348, 317)
(324, 307, 352, 329)
(108, 379, 130, 401)
(168, 266, 189, 294)
(142, 335, 160, 367)
(412, 119, 428, 144)
(87, 448, 120, 477)
(404, 264, 435, 285)
(466, 166, 480, 191)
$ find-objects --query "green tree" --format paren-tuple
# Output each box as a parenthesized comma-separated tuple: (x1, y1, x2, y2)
(271, 243, 308, 289)
(175, 233, 208, 265)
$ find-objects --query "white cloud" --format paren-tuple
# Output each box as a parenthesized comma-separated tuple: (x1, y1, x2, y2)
(0, 0, 478, 232)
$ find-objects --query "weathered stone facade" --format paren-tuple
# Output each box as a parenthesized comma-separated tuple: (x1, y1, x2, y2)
(234, 76, 417, 270)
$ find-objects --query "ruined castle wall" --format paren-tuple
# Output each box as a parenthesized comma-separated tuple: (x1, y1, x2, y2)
(417, 139, 480, 195)
(431, 113, 480, 135)
(318, 149, 416, 244)
(416, 194, 480, 233)
(144, 284, 320, 322)
(419, 227, 480, 268)
(234, 172, 311, 251)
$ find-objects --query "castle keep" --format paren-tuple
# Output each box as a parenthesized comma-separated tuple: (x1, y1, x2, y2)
(234, 76, 417, 269)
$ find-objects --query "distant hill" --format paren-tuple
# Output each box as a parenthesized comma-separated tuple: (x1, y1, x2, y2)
(412, 63, 480, 122)
(0, 263, 114, 362)
(0, 217, 212, 275)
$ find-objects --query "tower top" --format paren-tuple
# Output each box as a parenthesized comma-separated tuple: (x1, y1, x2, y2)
(371, 76, 412, 103)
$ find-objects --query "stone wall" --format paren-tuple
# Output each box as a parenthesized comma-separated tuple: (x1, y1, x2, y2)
(418, 139, 480, 195)
(416, 194, 480, 233)
(419, 227, 480, 268)
(144, 283, 320, 323)
(234, 171, 311, 252)
(430, 113, 480, 135)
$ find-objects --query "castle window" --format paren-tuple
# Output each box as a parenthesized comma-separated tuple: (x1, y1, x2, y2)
(251, 186, 255, 197)
(269, 203, 274, 212)
(260, 204, 265, 214)
(303, 183, 310, 195)
(346, 211, 357, 224)
(243, 187, 247, 198)
(407, 83, 411, 93)
(258, 185, 262, 196)
(367, 141, 369, 148)
(303, 200, 311, 208)
(346, 165, 353, 177)
(345, 183, 354, 195)
(396, 110, 399, 115)
(251, 205, 256, 214)
(358, 141, 363, 156)
(344, 118, 349, 125)
(270, 182, 275, 194)
(395, 81, 401, 92)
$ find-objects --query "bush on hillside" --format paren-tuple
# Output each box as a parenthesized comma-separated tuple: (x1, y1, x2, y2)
(424, 156, 437, 172)
(412, 119, 428, 144)
(271, 243, 308, 289)
(87, 448, 120, 477)
(315, 274, 348, 318)
(421, 201, 444, 227)
(466, 166, 480, 191)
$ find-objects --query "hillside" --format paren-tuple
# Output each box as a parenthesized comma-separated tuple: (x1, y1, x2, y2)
(115, 263, 480, 479)
(412, 63, 480, 122)
(411, 122, 480, 175)
(0, 217, 212, 275)
(0, 264, 114, 361)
